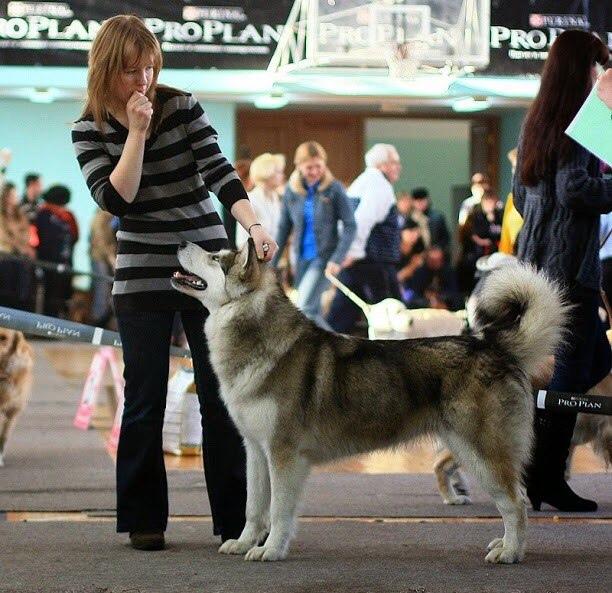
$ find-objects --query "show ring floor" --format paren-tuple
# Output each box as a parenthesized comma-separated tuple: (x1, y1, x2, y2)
(0, 341, 610, 593)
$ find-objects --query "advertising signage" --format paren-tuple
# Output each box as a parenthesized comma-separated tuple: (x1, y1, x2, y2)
(486, 0, 611, 75)
(0, 1, 293, 68)
(0, 1, 610, 75)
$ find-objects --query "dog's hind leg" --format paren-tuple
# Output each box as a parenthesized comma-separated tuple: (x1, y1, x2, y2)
(433, 447, 471, 505)
(445, 433, 527, 564)
(244, 450, 311, 562)
(219, 438, 270, 555)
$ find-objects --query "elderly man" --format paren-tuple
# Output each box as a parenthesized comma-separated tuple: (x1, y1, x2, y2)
(326, 143, 402, 334)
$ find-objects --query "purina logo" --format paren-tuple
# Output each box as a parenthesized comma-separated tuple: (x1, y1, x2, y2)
(529, 14, 590, 29)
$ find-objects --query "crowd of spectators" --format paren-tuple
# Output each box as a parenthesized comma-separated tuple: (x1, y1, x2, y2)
(0, 149, 116, 322)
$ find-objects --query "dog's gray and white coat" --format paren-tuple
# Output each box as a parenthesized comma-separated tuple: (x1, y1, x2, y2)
(172, 240, 567, 564)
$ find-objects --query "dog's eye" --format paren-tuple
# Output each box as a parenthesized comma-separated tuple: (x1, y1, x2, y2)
(211, 255, 220, 262)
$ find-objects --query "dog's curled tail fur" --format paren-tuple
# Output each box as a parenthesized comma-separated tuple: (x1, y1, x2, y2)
(470, 264, 568, 380)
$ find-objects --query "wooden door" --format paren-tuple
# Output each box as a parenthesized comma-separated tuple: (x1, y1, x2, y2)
(236, 110, 364, 187)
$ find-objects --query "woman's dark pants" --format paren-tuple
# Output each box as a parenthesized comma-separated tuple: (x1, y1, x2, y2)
(115, 309, 246, 538)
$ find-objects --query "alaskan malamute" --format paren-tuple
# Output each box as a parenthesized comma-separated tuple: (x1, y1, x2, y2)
(172, 240, 567, 564)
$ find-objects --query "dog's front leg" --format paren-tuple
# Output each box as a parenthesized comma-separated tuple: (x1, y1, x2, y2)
(0, 410, 18, 467)
(244, 452, 310, 562)
(219, 439, 270, 555)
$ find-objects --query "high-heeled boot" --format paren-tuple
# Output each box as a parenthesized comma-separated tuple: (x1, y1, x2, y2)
(526, 411, 597, 512)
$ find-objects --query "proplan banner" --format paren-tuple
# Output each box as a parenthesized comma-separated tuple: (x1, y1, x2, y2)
(0, 1, 610, 74)
(486, 0, 611, 75)
(0, 1, 293, 68)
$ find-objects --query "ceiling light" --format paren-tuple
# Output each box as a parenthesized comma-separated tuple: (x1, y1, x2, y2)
(254, 91, 289, 109)
(452, 96, 491, 112)
(29, 87, 55, 103)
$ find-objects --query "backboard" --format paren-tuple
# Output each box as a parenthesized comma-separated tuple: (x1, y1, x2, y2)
(269, 0, 490, 76)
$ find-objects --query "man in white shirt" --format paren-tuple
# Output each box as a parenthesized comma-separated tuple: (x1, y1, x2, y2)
(326, 144, 403, 333)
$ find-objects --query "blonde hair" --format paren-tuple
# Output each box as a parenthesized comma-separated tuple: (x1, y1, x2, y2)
(293, 141, 327, 166)
(82, 15, 163, 131)
(250, 153, 285, 185)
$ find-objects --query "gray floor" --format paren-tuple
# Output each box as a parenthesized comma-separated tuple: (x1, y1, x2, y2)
(1, 520, 610, 593)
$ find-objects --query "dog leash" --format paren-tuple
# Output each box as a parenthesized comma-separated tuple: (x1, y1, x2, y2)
(324, 270, 372, 315)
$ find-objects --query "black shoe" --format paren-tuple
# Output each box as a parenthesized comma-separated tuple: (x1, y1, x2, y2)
(129, 530, 165, 551)
(526, 411, 598, 513)
(527, 481, 598, 512)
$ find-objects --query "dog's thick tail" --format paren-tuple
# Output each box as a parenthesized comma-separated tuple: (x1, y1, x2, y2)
(470, 264, 569, 380)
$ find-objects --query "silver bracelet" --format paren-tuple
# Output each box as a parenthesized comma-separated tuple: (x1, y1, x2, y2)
(248, 223, 262, 236)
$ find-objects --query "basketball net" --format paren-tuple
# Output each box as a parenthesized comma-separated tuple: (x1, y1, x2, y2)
(385, 41, 421, 79)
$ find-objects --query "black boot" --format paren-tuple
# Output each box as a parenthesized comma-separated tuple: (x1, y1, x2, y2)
(526, 411, 597, 512)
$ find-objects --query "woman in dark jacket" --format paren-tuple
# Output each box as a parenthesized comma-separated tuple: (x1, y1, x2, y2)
(513, 30, 611, 512)
(35, 185, 79, 317)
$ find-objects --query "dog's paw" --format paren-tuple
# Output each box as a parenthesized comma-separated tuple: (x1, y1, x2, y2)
(485, 542, 523, 564)
(443, 494, 472, 505)
(486, 537, 504, 551)
(244, 545, 286, 562)
(218, 539, 254, 555)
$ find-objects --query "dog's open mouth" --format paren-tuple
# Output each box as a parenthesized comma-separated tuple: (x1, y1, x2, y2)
(172, 270, 207, 291)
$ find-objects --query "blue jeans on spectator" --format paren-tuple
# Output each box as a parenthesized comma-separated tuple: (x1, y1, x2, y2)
(115, 308, 246, 539)
(295, 257, 332, 330)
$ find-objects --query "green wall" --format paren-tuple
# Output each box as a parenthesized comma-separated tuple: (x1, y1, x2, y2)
(499, 108, 527, 199)
(365, 117, 471, 231)
(0, 97, 236, 288)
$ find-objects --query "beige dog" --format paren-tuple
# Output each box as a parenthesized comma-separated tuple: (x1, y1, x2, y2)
(567, 373, 612, 478)
(0, 329, 33, 467)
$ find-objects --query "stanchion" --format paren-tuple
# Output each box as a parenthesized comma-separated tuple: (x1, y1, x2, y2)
(0, 306, 189, 357)
(73, 346, 125, 434)
(0, 306, 192, 453)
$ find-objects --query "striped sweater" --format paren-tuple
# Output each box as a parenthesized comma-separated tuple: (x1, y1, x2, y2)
(72, 87, 248, 312)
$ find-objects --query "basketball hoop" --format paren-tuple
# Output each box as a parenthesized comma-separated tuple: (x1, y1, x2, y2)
(385, 41, 421, 79)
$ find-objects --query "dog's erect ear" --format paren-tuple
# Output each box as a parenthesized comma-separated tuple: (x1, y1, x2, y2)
(16, 332, 32, 358)
(239, 238, 261, 283)
(7, 331, 20, 356)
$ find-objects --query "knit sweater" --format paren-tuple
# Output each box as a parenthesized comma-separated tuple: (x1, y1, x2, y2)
(72, 87, 248, 311)
(513, 142, 612, 291)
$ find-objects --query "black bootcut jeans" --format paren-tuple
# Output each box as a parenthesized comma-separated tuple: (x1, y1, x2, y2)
(115, 309, 246, 538)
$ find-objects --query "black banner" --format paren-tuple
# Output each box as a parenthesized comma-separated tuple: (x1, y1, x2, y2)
(486, 0, 611, 75)
(0, 1, 610, 74)
(0, 1, 293, 68)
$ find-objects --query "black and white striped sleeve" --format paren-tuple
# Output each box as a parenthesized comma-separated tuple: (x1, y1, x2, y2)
(71, 123, 132, 217)
(183, 94, 248, 211)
